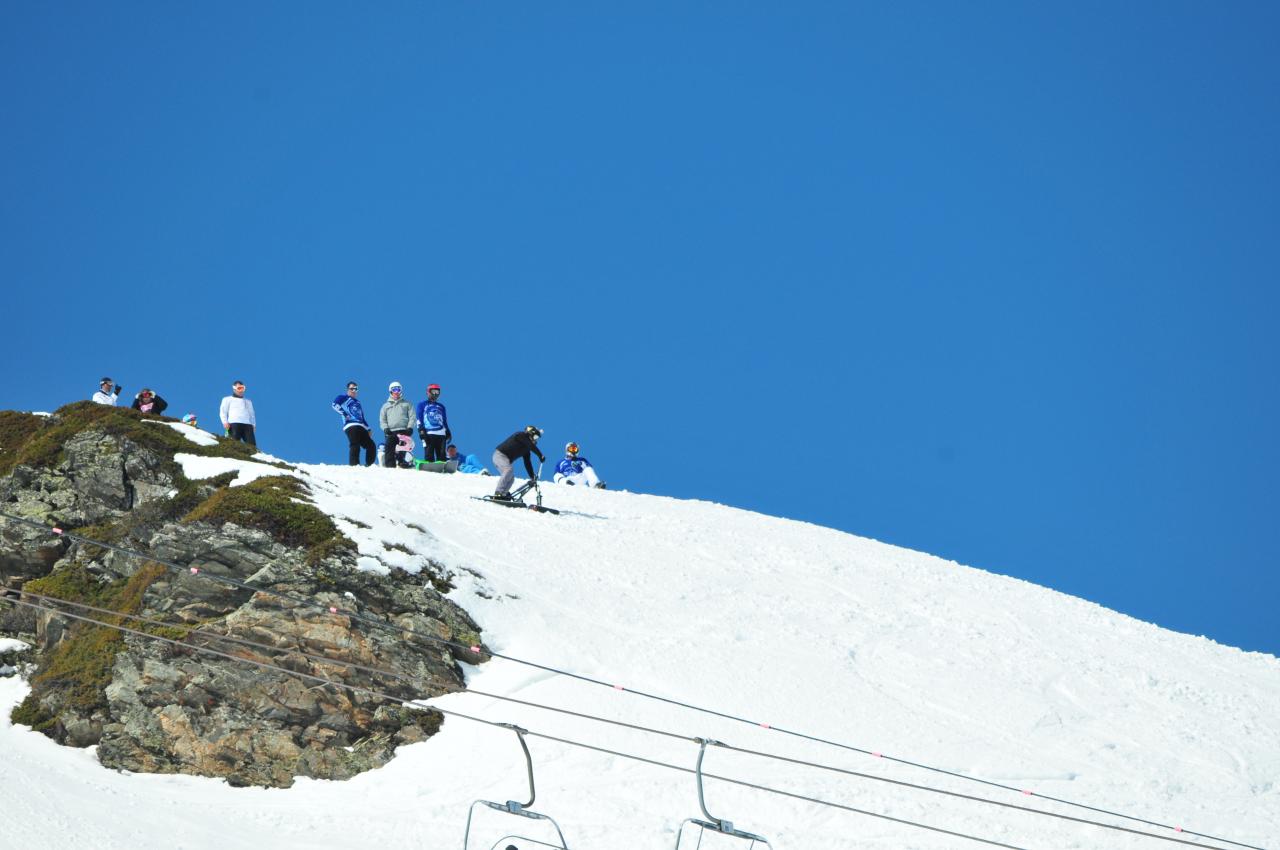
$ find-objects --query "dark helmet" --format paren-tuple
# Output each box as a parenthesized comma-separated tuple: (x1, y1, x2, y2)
(525, 425, 543, 440)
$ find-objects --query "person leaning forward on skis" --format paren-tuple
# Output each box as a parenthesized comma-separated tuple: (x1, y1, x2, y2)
(492, 425, 545, 500)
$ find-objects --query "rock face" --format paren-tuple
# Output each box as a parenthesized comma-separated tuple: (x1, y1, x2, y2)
(0, 403, 483, 787)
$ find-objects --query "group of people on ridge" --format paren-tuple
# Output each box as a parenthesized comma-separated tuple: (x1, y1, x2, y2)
(330, 380, 457, 469)
(90, 375, 605, 498)
(331, 382, 604, 498)
(91, 377, 252, 443)
(489, 427, 605, 499)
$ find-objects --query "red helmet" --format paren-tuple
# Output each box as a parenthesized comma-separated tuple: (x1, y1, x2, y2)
(427, 384, 441, 394)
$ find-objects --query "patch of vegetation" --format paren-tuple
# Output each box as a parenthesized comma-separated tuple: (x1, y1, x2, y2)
(10, 693, 57, 732)
(0, 411, 46, 478)
(9, 401, 293, 478)
(382, 541, 415, 556)
(182, 476, 355, 566)
(15, 560, 171, 727)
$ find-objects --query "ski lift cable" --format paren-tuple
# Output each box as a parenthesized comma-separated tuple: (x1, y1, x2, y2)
(8, 588, 1248, 850)
(454, 687, 1246, 850)
(0, 594, 1249, 850)
(0, 512, 1260, 850)
(0, 594, 1092, 850)
(15, 590, 426, 686)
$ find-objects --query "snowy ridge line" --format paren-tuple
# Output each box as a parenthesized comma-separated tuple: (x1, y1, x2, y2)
(1, 595, 1029, 850)
(5, 590, 1255, 850)
(0, 511, 1263, 850)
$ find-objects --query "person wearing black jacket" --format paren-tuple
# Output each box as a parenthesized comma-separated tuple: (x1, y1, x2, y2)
(131, 388, 168, 416)
(492, 425, 545, 500)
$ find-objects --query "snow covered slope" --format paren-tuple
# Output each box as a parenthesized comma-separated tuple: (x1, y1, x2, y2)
(2, 453, 1277, 849)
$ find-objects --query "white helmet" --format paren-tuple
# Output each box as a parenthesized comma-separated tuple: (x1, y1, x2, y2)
(565, 441, 579, 455)
(388, 381, 403, 393)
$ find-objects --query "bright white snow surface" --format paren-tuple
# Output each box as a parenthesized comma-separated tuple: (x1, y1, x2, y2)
(143, 419, 219, 447)
(2, 458, 1278, 850)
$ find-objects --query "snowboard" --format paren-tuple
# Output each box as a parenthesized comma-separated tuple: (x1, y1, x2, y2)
(415, 459, 459, 473)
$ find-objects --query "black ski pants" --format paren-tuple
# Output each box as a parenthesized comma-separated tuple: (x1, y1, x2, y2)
(228, 423, 256, 446)
(384, 429, 412, 468)
(422, 433, 448, 463)
(346, 426, 376, 466)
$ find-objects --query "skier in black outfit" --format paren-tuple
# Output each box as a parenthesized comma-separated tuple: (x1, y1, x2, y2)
(492, 426, 545, 500)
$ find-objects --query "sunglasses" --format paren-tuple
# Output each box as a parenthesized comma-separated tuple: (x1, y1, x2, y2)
(390, 389, 402, 394)
(347, 386, 359, 391)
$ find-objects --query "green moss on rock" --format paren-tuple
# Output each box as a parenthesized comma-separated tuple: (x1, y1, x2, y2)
(11, 401, 291, 477)
(17, 560, 170, 722)
(0, 410, 46, 478)
(183, 476, 355, 565)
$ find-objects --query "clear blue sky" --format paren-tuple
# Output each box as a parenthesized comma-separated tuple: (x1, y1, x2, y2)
(3, 2, 1276, 657)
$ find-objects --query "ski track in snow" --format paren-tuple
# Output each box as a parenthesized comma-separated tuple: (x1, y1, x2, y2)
(1, 458, 1278, 849)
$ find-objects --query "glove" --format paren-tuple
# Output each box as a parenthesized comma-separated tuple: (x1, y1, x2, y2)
(418, 428, 428, 441)
(445, 429, 452, 442)
(114, 384, 122, 395)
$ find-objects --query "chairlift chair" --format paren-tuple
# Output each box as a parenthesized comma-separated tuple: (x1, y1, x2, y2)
(673, 739, 774, 850)
(463, 724, 570, 850)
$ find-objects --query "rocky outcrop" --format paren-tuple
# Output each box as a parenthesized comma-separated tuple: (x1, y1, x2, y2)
(0, 402, 483, 787)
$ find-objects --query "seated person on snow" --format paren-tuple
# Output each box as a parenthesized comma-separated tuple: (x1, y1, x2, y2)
(553, 441, 605, 488)
(446, 444, 490, 475)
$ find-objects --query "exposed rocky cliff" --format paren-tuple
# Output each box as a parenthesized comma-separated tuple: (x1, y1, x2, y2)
(0, 403, 483, 787)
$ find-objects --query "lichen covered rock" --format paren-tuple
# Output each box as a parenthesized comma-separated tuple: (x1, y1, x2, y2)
(1, 401, 482, 787)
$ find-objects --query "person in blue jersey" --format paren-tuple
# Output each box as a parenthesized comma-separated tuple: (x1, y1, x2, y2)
(415, 383, 451, 463)
(332, 381, 376, 466)
(446, 444, 490, 475)
(379, 381, 416, 469)
(553, 441, 605, 488)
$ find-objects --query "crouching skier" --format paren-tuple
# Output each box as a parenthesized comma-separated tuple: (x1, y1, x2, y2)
(553, 441, 605, 488)
(492, 425, 545, 500)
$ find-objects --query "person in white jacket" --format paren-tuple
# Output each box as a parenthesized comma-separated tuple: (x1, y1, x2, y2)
(92, 377, 121, 405)
(219, 380, 257, 446)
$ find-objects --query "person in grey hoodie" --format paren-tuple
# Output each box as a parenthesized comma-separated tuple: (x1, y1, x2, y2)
(379, 381, 416, 468)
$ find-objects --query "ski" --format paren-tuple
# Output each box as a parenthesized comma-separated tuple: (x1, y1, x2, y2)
(471, 495, 560, 515)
